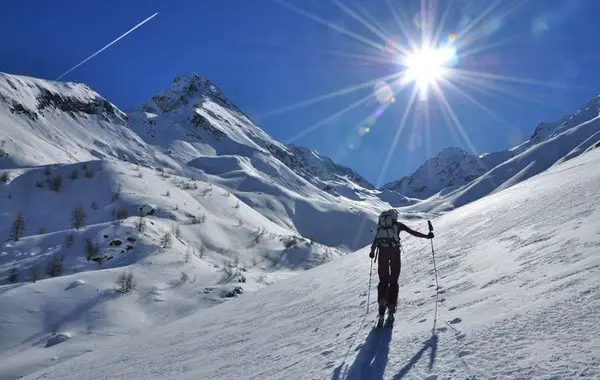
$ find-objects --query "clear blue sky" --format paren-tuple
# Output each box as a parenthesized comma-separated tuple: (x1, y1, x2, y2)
(2, 0, 600, 185)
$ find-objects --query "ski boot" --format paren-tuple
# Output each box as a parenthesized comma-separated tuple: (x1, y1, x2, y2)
(385, 305, 396, 328)
(376, 302, 386, 328)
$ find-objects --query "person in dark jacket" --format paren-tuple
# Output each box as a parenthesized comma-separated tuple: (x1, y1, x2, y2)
(369, 220, 433, 319)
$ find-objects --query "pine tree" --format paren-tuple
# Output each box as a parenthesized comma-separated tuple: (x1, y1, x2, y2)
(7, 267, 18, 283)
(10, 211, 26, 241)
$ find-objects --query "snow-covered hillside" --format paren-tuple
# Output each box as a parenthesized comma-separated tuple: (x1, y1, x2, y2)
(0, 72, 391, 379)
(0, 159, 347, 378)
(18, 128, 600, 380)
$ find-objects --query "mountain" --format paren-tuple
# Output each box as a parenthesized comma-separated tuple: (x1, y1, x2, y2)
(1, 72, 384, 251)
(0, 72, 171, 169)
(17, 137, 600, 380)
(126, 74, 384, 249)
(382, 146, 488, 199)
(383, 95, 600, 204)
(128, 74, 373, 192)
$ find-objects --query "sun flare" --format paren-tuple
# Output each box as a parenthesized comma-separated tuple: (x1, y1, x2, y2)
(402, 46, 457, 98)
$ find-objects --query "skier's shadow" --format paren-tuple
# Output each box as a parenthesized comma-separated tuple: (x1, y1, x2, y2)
(391, 333, 438, 379)
(342, 328, 393, 380)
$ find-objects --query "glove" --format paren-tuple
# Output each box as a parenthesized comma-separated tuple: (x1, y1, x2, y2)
(427, 232, 434, 239)
(369, 250, 375, 259)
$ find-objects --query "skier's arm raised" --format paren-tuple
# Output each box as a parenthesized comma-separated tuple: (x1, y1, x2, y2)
(397, 222, 433, 239)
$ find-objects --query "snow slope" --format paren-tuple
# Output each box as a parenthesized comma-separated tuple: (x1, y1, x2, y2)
(20, 137, 600, 380)
(0, 159, 348, 379)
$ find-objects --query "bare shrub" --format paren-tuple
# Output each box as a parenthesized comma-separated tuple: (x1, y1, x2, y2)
(71, 205, 86, 229)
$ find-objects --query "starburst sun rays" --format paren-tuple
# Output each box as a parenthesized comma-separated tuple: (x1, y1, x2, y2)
(266, 0, 588, 186)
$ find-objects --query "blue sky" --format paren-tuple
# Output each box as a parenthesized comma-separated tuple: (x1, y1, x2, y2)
(2, 0, 600, 185)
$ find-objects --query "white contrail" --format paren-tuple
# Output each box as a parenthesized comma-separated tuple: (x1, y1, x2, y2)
(56, 12, 159, 81)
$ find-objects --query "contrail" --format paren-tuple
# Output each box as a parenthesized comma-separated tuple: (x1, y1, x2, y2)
(56, 12, 159, 81)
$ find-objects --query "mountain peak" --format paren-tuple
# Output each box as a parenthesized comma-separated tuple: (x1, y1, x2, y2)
(381, 145, 486, 198)
(141, 73, 230, 114)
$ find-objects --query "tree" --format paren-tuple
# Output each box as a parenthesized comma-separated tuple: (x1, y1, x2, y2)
(135, 214, 146, 233)
(160, 232, 173, 248)
(10, 211, 26, 241)
(7, 267, 18, 283)
(46, 255, 64, 277)
(29, 266, 40, 283)
(71, 205, 86, 229)
(115, 270, 136, 293)
(173, 223, 182, 239)
(111, 183, 122, 201)
(84, 238, 98, 262)
(65, 233, 75, 247)
(49, 175, 63, 192)
(0, 172, 9, 184)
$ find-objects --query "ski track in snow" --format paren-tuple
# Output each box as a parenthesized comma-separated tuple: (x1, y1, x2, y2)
(14, 145, 600, 380)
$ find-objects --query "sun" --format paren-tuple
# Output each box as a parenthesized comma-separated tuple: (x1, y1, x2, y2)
(402, 46, 457, 99)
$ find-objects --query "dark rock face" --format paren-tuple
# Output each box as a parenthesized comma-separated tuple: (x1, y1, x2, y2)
(36, 88, 121, 120)
(191, 113, 226, 139)
(9, 102, 38, 121)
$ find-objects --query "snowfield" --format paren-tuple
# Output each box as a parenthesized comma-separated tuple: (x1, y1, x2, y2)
(15, 139, 600, 380)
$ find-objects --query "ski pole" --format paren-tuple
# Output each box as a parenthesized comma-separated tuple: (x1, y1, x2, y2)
(428, 220, 440, 290)
(367, 255, 374, 313)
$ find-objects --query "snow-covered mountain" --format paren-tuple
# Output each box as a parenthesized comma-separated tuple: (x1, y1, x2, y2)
(16, 133, 600, 380)
(383, 95, 600, 204)
(0, 72, 171, 169)
(128, 74, 373, 192)
(0, 72, 385, 252)
(382, 146, 488, 199)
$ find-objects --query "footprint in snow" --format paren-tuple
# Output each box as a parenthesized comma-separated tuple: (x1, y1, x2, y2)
(449, 317, 462, 324)
(436, 327, 448, 333)
(448, 306, 457, 311)
(424, 376, 438, 380)
(344, 323, 352, 329)
(321, 350, 334, 357)
(418, 318, 427, 323)
(456, 333, 466, 340)
(458, 350, 470, 358)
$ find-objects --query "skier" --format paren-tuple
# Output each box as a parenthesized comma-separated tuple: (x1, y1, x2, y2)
(369, 209, 434, 325)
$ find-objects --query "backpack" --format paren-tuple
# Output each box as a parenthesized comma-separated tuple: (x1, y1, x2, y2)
(374, 209, 401, 248)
